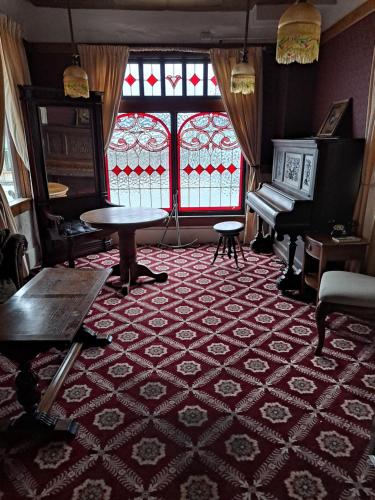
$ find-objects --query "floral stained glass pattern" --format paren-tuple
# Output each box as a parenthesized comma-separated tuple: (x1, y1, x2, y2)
(123, 63, 140, 97)
(107, 113, 172, 209)
(165, 63, 183, 96)
(178, 112, 243, 211)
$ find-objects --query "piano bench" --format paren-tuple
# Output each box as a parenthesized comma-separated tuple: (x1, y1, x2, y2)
(211, 221, 246, 270)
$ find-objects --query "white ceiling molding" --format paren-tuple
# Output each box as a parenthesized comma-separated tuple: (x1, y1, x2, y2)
(0, 0, 370, 44)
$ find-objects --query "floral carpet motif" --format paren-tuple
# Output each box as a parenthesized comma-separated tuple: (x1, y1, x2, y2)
(0, 245, 374, 499)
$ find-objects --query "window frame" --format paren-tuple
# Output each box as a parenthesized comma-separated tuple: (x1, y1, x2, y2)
(115, 54, 246, 216)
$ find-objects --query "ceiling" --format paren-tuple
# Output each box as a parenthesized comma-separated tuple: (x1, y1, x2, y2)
(27, 0, 337, 11)
(0, 0, 369, 44)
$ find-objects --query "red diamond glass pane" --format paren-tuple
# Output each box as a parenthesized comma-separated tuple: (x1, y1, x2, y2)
(178, 112, 243, 211)
(107, 113, 172, 209)
(125, 74, 136, 86)
(189, 74, 201, 87)
(112, 165, 121, 176)
(147, 74, 158, 87)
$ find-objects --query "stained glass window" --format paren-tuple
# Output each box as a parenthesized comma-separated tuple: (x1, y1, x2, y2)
(207, 63, 220, 96)
(107, 113, 172, 209)
(165, 63, 183, 97)
(186, 63, 204, 96)
(178, 112, 243, 211)
(123, 63, 140, 97)
(143, 63, 162, 97)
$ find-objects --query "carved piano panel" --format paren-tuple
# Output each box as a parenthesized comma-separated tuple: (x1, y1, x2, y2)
(246, 138, 364, 291)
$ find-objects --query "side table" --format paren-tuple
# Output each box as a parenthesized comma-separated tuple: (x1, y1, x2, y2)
(302, 233, 368, 293)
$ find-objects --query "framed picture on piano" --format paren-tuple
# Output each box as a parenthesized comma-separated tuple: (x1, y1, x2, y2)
(317, 99, 351, 137)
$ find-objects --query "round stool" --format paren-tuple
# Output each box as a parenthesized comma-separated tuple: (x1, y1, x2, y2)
(211, 221, 246, 269)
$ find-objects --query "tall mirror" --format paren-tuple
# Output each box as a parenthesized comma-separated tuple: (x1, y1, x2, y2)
(38, 105, 96, 198)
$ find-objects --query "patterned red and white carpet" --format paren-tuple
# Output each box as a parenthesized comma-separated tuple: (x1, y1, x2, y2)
(0, 245, 374, 499)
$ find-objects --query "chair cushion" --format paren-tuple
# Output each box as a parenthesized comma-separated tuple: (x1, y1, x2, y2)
(319, 271, 375, 307)
(213, 221, 244, 234)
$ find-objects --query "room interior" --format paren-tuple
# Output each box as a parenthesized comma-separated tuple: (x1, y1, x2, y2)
(0, 1, 374, 499)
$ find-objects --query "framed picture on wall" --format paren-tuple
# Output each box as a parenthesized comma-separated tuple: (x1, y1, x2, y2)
(317, 99, 351, 137)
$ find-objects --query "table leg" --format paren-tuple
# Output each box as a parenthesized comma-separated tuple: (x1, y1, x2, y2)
(0, 347, 78, 439)
(112, 230, 168, 295)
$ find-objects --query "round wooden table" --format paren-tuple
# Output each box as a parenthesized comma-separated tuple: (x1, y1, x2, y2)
(81, 207, 168, 295)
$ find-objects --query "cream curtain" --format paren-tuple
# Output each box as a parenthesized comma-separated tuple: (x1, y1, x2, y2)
(0, 15, 31, 171)
(354, 46, 375, 275)
(210, 47, 263, 243)
(79, 45, 129, 151)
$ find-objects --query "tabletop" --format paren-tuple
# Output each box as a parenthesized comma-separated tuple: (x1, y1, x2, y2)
(0, 268, 111, 343)
(80, 207, 168, 231)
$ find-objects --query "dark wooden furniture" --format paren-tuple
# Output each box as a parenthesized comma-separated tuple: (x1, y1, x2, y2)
(81, 207, 168, 295)
(20, 86, 113, 267)
(246, 138, 364, 291)
(0, 229, 28, 303)
(212, 221, 246, 269)
(315, 271, 375, 356)
(0, 267, 111, 438)
(303, 233, 368, 293)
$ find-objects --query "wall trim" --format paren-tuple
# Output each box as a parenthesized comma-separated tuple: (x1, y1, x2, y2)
(322, 0, 375, 44)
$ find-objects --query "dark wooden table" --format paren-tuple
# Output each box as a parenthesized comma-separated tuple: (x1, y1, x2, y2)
(302, 233, 368, 293)
(0, 267, 111, 439)
(81, 207, 169, 295)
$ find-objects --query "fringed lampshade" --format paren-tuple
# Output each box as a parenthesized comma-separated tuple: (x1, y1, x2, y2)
(230, 0, 255, 95)
(63, 57, 89, 99)
(276, 0, 321, 64)
(231, 60, 255, 95)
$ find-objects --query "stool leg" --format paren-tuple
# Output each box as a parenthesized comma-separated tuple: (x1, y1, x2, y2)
(212, 236, 223, 265)
(222, 236, 227, 257)
(231, 236, 240, 269)
(315, 301, 330, 356)
(236, 236, 246, 262)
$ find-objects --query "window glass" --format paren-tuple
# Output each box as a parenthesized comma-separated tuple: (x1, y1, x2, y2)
(177, 112, 242, 211)
(0, 131, 18, 201)
(186, 63, 204, 96)
(143, 63, 162, 97)
(164, 63, 183, 97)
(107, 113, 172, 209)
(207, 63, 221, 96)
(123, 63, 141, 97)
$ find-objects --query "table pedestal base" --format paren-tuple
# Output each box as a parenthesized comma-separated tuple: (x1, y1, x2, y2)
(110, 230, 168, 295)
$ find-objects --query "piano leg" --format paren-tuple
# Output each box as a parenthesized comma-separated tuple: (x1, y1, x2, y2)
(250, 216, 274, 254)
(276, 233, 301, 291)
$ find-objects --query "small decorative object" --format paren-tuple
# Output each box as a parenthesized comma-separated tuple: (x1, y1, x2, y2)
(330, 223, 346, 238)
(63, 1, 89, 99)
(317, 99, 351, 137)
(276, 0, 321, 65)
(76, 108, 91, 126)
(231, 0, 255, 95)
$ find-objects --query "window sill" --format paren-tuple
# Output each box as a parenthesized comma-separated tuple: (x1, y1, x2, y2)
(9, 198, 32, 217)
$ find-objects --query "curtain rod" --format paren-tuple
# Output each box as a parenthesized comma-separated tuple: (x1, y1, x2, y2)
(130, 47, 210, 54)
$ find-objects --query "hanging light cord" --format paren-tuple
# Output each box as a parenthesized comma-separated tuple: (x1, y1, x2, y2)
(242, 0, 251, 63)
(67, 0, 79, 64)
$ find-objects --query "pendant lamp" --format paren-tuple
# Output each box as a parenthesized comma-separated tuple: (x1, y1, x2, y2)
(276, 0, 321, 65)
(63, 1, 89, 98)
(231, 0, 255, 95)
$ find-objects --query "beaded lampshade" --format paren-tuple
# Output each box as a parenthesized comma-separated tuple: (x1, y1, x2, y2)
(63, 3, 89, 98)
(276, 0, 321, 64)
(230, 0, 255, 95)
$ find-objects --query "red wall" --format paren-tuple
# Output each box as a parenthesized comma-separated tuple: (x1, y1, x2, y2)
(312, 12, 375, 138)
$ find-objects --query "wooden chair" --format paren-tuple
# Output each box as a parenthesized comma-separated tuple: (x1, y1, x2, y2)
(315, 271, 375, 356)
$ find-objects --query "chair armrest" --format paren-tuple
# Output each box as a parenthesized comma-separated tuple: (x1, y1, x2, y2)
(43, 208, 64, 224)
(1, 233, 28, 289)
(104, 199, 121, 207)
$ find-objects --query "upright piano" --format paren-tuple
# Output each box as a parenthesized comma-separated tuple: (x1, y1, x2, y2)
(246, 138, 364, 291)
